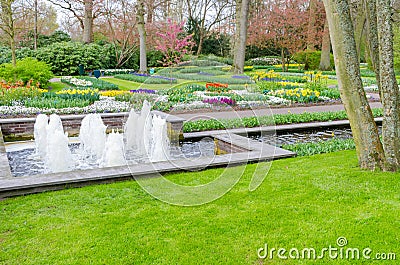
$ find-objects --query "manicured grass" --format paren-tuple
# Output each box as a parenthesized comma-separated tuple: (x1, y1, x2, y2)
(103, 77, 200, 91)
(47, 81, 71, 93)
(1, 151, 399, 264)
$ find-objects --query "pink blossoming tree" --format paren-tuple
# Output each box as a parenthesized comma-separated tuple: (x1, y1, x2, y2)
(155, 19, 194, 68)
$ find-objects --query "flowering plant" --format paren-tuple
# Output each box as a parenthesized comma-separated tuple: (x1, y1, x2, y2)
(203, 97, 236, 106)
(205, 82, 229, 93)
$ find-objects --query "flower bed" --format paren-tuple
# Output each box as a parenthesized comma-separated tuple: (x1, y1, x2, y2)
(114, 73, 177, 84)
(61, 76, 119, 90)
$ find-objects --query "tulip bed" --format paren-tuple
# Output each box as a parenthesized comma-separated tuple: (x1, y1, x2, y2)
(0, 65, 343, 116)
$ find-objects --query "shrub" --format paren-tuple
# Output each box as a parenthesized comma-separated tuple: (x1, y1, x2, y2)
(0, 58, 53, 87)
(293, 51, 334, 70)
(35, 42, 114, 76)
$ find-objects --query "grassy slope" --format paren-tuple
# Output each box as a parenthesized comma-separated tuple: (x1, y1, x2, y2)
(1, 151, 399, 264)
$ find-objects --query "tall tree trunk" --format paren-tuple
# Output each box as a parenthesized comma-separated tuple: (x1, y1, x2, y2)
(83, 0, 93, 43)
(375, 0, 400, 170)
(319, 19, 331, 70)
(350, 0, 365, 62)
(137, 0, 147, 73)
(146, 0, 154, 24)
(233, 0, 250, 74)
(306, 0, 317, 50)
(364, 0, 381, 92)
(281, 47, 286, 72)
(33, 0, 38, 50)
(1, 0, 16, 66)
(323, 0, 385, 170)
(196, 34, 204, 55)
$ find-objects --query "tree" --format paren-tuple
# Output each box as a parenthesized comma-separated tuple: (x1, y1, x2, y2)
(101, 0, 137, 68)
(15, 0, 58, 49)
(154, 19, 194, 68)
(232, 0, 249, 74)
(322, 0, 400, 170)
(47, 0, 102, 43)
(137, 0, 147, 73)
(364, 0, 400, 170)
(319, 19, 331, 70)
(247, 0, 312, 71)
(83, 0, 93, 43)
(0, 0, 16, 66)
(185, 0, 233, 55)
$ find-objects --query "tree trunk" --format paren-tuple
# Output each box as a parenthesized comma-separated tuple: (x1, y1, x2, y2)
(350, 0, 366, 62)
(33, 0, 38, 50)
(83, 0, 93, 43)
(375, 0, 400, 170)
(281, 47, 286, 72)
(233, 0, 250, 74)
(306, 0, 317, 50)
(137, 0, 147, 73)
(323, 0, 385, 170)
(146, 0, 154, 24)
(1, 0, 16, 66)
(196, 33, 204, 56)
(319, 19, 331, 70)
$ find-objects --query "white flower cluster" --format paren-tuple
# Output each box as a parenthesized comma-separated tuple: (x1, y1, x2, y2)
(0, 98, 131, 116)
(266, 96, 290, 105)
(236, 101, 270, 108)
(62, 76, 93, 87)
(171, 101, 212, 111)
(101, 69, 136, 75)
(249, 57, 281, 66)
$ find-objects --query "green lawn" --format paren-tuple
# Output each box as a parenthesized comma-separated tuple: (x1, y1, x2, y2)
(0, 150, 399, 264)
(47, 81, 71, 93)
(102, 77, 204, 91)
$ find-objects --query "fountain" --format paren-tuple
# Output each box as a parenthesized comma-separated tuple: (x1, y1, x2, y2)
(33, 114, 48, 158)
(150, 115, 170, 162)
(79, 113, 107, 160)
(33, 114, 74, 173)
(100, 130, 127, 167)
(32, 101, 171, 173)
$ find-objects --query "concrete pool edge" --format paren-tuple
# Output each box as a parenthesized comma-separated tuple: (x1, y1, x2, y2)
(0, 133, 295, 198)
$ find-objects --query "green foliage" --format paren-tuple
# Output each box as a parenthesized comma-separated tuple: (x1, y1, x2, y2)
(282, 138, 356, 156)
(43, 90, 100, 104)
(23, 98, 91, 109)
(179, 67, 226, 75)
(393, 26, 400, 71)
(166, 72, 253, 84)
(19, 30, 71, 49)
(183, 109, 384, 132)
(319, 89, 341, 99)
(35, 42, 114, 76)
(114, 74, 177, 84)
(0, 58, 53, 87)
(159, 84, 205, 103)
(293, 50, 334, 70)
